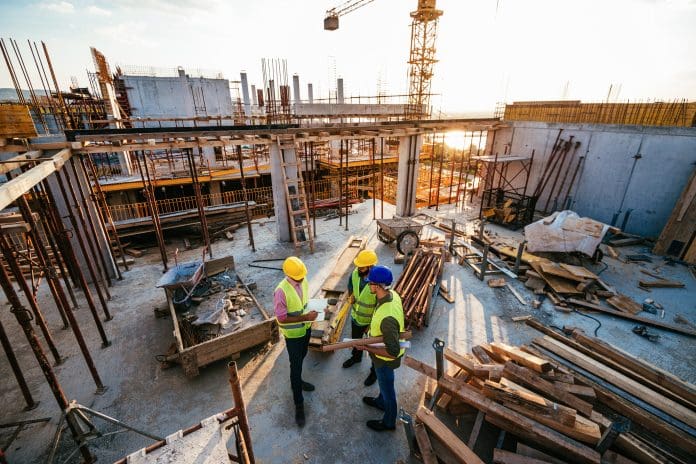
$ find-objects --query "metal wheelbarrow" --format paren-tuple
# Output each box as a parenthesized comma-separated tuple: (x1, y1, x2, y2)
(376, 214, 436, 254)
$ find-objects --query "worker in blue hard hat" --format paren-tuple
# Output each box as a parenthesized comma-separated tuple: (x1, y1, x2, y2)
(342, 249, 379, 386)
(356, 265, 406, 432)
(274, 256, 318, 427)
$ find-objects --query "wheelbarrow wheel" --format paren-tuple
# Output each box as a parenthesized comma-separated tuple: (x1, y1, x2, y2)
(396, 230, 419, 255)
(377, 227, 393, 244)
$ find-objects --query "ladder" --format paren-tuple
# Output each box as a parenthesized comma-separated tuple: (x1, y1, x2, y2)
(278, 135, 314, 252)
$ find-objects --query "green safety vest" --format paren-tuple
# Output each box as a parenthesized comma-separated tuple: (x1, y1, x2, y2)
(350, 269, 378, 326)
(369, 290, 405, 361)
(276, 278, 310, 339)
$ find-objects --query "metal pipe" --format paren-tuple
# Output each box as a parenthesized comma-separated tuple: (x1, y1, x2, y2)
(56, 167, 112, 315)
(371, 138, 376, 220)
(41, 41, 74, 130)
(551, 142, 580, 211)
(136, 151, 168, 270)
(543, 136, 574, 213)
(345, 139, 349, 231)
(69, 158, 113, 290)
(310, 143, 317, 237)
(380, 138, 384, 218)
(0, 234, 62, 365)
(228, 362, 255, 464)
(81, 154, 127, 276)
(339, 140, 343, 226)
(435, 134, 444, 210)
(236, 145, 256, 252)
(188, 147, 212, 258)
(18, 194, 106, 389)
(0, 317, 37, 410)
(0, 254, 95, 463)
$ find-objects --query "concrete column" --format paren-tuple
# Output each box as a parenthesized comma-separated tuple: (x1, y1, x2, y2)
(240, 71, 252, 121)
(396, 135, 423, 217)
(337, 78, 344, 104)
(293, 74, 301, 105)
(200, 146, 216, 167)
(251, 84, 258, 106)
(307, 83, 314, 104)
(209, 180, 222, 205)
(270, 142, 299, 242)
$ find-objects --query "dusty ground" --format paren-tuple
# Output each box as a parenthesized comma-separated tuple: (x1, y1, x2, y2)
(1, 199, 694, 463)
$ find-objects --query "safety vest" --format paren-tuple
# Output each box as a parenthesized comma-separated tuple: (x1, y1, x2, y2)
(276, 278, 310, 339)
(350, 269, 377, 326)
(369, 290, 405, 361)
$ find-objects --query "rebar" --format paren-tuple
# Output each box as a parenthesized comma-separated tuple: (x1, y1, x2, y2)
(0, 318, 37, 410)
(236, 145, 256, 252)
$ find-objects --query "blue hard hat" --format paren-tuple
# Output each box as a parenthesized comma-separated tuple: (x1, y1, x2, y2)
(367, 265, 393, 286)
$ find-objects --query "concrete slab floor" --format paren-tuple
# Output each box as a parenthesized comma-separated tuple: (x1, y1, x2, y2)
(1, 199, 694, 463)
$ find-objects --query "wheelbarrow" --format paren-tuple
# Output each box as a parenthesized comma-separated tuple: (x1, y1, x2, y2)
(376, 214, 436, 254)
(156, 248, 207, 308)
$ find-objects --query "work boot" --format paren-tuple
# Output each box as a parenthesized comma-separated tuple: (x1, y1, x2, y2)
(295, 404, 305, 427)
(362, 396, 385, 411)
(364, 368, 377, 386)
(366, 420, 395, 432)
(342, 356, 362, 368)
(301, 381, 315, 392)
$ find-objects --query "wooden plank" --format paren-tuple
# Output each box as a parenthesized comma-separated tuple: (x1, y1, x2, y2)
(502, 400, 601, 445)
(516, 443, 569, 464)
(472, 345, 494, 364)
(444, 348, 503, 380)
(0, 149, 71, 211)
(638, 279, 685, 288)
(533, 336, 696, 429)
(530, 262, 582, 295)
(559, 264, 598, 280)
(506, 283, 528, 305)
(402, 358, 601, 464)
(571, 329, 696, 407)
(567, 298, 696, 337)
(414, 421, 438, 464)
(0, 150, 42, 174)
(552, 382, 595, 399)
(416, 407, 485, 464)
(467, 410, 485, 449)
(654, 168, 696, 257)
(541, 262, 588, 283)
(483, 379, 578, 427)
(606, 294, 642, 315)
(492, 449, 551, 464)
(502, 361, 594, 417)
(490, 342, 552, 373)
(0, 103, 37, 138)
(320, 235, 366, 292)
(320, 331, 412, 351)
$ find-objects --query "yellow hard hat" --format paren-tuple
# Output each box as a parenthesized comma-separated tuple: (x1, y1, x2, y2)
(283, 256, 307, 280)
(354, 249, 378, 268)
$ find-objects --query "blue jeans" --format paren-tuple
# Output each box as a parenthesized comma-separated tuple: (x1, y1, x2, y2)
(374, 365, 397, 428)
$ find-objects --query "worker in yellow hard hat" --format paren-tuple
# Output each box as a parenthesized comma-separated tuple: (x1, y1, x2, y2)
(342, 249, 379, 386)
(274, 256, 318, 427)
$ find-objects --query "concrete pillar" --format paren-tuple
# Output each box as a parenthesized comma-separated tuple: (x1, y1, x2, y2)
(209, 180, 222, 205)
(307, 83, 314, 104)
(200, 146, 216, 167)
(270, 142, 299, 242)
(337, 78, 344, 104)
(396, 135, 423, 217)
(251, 84, 258, 106)
(293, 74, 301, 105)
(240, 71, 252, 120)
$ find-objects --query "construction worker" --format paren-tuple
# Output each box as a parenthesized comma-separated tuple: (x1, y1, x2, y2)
(274, 256, 318, 427)
(358, 265, 405, 432)
(342, 249, 379, 386)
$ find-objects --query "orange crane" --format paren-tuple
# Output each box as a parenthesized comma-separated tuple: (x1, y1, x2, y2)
(324, 0, 443, 119)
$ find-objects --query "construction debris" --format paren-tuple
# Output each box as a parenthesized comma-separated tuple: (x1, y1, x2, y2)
(524, 210, 611, 257)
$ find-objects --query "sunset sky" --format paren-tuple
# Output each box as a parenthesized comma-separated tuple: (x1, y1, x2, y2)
(1, 0, 694, 114)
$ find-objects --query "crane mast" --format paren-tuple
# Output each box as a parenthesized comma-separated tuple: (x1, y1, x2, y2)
(324, 0, 443, 120)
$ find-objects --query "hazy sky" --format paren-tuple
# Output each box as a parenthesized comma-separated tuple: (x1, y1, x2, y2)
(1, 0, 695, 113)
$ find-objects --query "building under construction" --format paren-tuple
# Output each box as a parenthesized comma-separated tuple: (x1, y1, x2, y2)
(1, 2, 696, 463)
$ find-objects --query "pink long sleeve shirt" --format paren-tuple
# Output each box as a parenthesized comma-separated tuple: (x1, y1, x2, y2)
(273, 277, 304, 322)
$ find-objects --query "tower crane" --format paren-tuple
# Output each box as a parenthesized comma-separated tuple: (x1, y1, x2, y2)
(324, 0, 443, 119)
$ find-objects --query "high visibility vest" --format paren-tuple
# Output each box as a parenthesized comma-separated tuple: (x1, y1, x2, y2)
(369, 290, 405, 361)
(350, 269, 377, 326)
(276, 278, 310, 339)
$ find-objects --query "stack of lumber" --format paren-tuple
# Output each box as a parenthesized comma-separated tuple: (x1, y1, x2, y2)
(393, 248, 445, 329)
(404, 322, 696, 464)
(475, 237, 696, 337)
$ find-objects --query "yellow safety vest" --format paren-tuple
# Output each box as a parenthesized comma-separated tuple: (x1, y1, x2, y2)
(369, 290, 405, 361)
(276, 278, 310, 339)
(350, 269, 377, 326)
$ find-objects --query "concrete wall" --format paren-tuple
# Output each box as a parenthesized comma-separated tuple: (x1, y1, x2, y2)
(488, 121, 696, 237)
(294, 103, 408, 117)
(122, 75, 234, 126)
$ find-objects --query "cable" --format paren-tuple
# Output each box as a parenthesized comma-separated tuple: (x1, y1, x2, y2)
(594, 261, 608, 276)
(573, 309, 602, 337)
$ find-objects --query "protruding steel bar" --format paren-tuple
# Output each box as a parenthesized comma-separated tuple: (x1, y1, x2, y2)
(0, 234, 62, 365)
(0, 318, 37, 410)
(236, 145, 256, 252)
(55, 168, 112, 318)
(69, 157, 113, 290)
(189, 146, 212, 258)
(17, 194, 106, 389)
(0, 255, 94, 463)
(136, 151, 168, 270)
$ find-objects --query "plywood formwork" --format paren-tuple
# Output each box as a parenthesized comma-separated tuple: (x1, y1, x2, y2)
(0, 103, 37, 138)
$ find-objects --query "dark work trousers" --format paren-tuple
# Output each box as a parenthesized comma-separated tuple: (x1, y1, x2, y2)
(375, 365, 397, 428)
(285, 330, 311, 406)
(349, 318, 370, 360)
